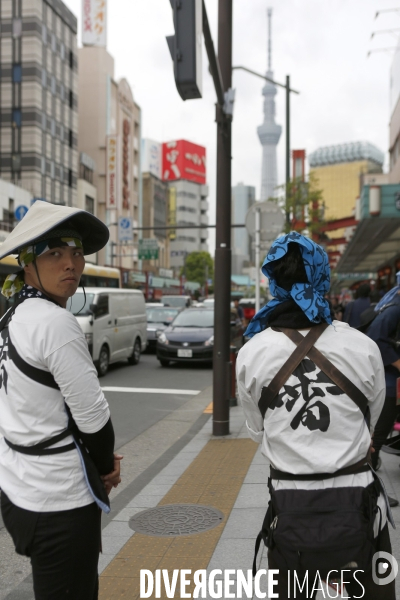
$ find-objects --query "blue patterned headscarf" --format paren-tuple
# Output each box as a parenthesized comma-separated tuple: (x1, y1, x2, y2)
(245, 232, 332, 338)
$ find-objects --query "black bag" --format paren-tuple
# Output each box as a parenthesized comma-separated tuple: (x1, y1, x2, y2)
(253, 324, 381, 577)
(254, 480, 380, 578)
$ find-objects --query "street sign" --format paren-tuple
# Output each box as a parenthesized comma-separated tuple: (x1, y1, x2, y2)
(245, 200, 285, 242)
(14, 205, 28, 221)
(139, 238, 159, 260)
(118, 216, 133, 242)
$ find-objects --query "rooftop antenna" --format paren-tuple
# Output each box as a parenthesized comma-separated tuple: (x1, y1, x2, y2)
(267, 7, 272, 71)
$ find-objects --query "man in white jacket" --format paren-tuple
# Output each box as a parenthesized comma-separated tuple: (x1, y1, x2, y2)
(237, 232, 394, 600)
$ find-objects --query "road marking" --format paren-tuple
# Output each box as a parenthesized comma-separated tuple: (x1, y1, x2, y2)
(101, 386, 200, 395)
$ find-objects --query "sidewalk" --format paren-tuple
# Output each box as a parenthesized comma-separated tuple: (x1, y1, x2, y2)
(1, 387, 400, 599)
(97, 391, 400, 600)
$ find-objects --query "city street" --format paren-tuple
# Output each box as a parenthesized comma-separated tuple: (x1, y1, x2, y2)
(0, 354, 213, 600)
(99, 353, 212, 449)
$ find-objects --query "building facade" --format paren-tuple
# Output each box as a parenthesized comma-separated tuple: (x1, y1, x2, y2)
(309, 142, 384, 221)
(231, 182, 255, 275)
(389, 34, 400, 183)
(168, 178, 209, 271)
(0, 0, 78, 205)
(78, 45, 141, 270)
(141, 172, 170, 273)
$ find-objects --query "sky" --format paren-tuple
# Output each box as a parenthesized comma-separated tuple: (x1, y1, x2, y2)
(63, 0, 400, 252)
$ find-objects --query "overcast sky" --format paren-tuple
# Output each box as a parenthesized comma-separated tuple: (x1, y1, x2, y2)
(64, 0, 399, 251)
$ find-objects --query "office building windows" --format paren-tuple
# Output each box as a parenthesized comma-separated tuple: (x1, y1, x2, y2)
(12, 109, 22, 127)
(12, 64, 22, 83)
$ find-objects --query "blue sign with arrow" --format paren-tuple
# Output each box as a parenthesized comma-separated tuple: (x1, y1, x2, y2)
(14, 205, 28, 221)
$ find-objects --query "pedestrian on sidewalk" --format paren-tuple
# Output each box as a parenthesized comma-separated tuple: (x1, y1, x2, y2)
(343, 282, 371, 329)
(366, 274, 400, 482)
(0, 201, 122, 600)
(237, 232, 394, 600)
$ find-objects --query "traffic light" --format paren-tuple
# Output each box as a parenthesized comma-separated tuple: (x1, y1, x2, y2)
(166, 0, 203, 100)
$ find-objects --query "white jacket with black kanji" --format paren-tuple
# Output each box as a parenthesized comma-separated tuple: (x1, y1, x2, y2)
(236, 321, 387, 533)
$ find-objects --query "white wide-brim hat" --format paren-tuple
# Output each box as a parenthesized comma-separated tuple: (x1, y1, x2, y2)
(0, 201, 109, 259)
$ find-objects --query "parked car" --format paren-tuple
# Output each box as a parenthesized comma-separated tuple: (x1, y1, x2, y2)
(146, 305, 180, 351)
(161, 295, 192, 308)
(156, 307, 243, 367)
(68, 288, 147, 376)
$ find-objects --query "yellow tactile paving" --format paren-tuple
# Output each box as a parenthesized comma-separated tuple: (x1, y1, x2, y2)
(203, 402, 213, 413)
(99, 439, 257, 599)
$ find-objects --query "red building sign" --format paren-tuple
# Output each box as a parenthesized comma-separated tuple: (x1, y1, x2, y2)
(162, 140, 206, 185)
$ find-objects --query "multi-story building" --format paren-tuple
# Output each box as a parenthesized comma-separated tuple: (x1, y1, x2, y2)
(390, 34, 400, 183)
(231, 182, 255, 275)
(309, 141, 384, 221)
(78, 45, 141, 270)
(0, 0, 78, 206)
(141, 171, 170, 273)
(162, 140, 209, 271)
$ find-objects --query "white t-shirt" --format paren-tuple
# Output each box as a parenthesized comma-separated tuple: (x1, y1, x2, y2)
(236, 321, 387, 533)
(0, 298, 110, 512)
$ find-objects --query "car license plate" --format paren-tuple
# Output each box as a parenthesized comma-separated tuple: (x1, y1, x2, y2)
(178, 349, 192, 357)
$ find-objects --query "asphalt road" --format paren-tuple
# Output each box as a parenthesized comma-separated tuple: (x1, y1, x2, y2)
(101, 351, 213, 449)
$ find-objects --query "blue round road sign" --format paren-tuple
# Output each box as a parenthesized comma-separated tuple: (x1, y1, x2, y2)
(14, 205, 28, 221)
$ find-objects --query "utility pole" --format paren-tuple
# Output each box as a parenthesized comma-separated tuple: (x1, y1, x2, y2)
(213, 0, 233, 436)
(167, 0, 234, 436)
(285, 75, 291, 226)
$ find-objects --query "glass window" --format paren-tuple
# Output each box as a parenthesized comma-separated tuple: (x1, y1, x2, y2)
(60, 83, 64, 101)
(69, 129, 73, 148)
(12, 109, 21, 127)
(85, 195, 94, 214)
(95, 295, 109, 318)
(42, 24, 47, 44)
(51, 119, 55, 137)
(60, 124, 64, 140)
(50, 161, 55, 179)
(12, 64, 22, 83)
(172, 309, 214, 328)
(51, 76, 56, 95)
(67, 293, 94, 316)
(69, 90, 73, 108)
(13, 19, 22, 38)
(51, 34, 56, 52)
(146, 307, 179, 323)
(41, 156, 46, 175)
(42, 69, 47, 87)
(68, 169, 72, 187)
(59, 165, 64, 182)
(12, 154, 21, 171)
(60, 43, 65, 60)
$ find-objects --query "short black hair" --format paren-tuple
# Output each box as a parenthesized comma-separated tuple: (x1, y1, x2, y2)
(272, 242, 308, 291)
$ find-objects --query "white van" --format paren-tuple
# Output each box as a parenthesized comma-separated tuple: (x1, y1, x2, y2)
(68, 288, 147, 376)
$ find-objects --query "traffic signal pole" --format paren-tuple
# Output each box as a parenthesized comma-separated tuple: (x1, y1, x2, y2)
(167, 0, 233, 436)
(212, 0, 233, 436)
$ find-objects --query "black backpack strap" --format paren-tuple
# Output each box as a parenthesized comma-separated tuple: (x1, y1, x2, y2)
(258, 323, 329, 419)
(7, 331, 60, 390)
(281, 328, 369, 415)
(4, 431, 75, 455)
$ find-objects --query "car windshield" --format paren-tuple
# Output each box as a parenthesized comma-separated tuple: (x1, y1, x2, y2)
(146, 308, 179, 323)
(162, 296, 188, 307)
(67, 293, 95, 316)
(172, 310, 214, 328)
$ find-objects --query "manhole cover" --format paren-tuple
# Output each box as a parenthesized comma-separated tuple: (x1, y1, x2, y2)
(129, 504, 224, 537)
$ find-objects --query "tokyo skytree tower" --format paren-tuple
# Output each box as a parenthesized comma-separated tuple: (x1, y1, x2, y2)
(257, 8, 282, 201)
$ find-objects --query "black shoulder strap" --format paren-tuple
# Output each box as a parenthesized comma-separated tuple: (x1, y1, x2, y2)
(8, 331, 60, 390)
(279, 327, 368, 415)
(258, 323, 329, 419)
